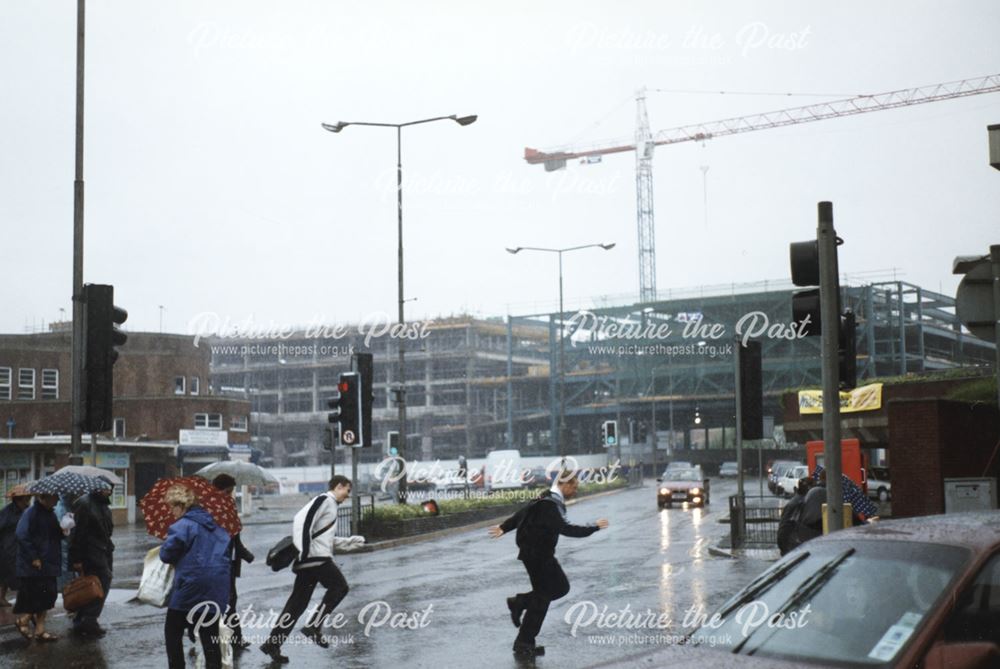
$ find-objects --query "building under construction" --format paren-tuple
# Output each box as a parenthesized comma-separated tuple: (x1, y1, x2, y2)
(208, 279, 995, 467)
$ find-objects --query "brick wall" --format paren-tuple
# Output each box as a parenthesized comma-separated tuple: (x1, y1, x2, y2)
(888, 398, 999, 518)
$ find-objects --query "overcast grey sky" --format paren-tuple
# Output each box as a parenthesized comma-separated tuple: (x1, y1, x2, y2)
(2, 1, 999, 335)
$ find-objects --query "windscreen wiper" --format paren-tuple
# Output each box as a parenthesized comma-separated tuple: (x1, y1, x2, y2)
(687, 552, 810, 647)
(733, 547, 856, 654)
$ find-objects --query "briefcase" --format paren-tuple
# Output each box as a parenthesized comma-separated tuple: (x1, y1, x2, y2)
(63, 574, 104, 612)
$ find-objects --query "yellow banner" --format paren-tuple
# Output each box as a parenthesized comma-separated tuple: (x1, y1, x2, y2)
(798, 383, 883, 415)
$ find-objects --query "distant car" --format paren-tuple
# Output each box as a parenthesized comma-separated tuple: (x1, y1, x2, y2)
(609, 511, 1000, 668)
(768, 460, 802, 494)
(719, 461, 739, 478)
(484, 449, 523, 491)
(433, 471, 468, 492)
(526, 466, 550, 488)
(657, 468, 710, 508)
(868, 466, 892, 502)
(776, 465, 810, 498)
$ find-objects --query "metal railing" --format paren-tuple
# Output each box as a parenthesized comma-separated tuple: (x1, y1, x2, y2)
(336, 494, 375, 537)
(729, 495, 783, 549)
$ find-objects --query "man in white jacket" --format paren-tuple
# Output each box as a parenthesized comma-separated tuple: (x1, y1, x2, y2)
(261, 475, 365, 663)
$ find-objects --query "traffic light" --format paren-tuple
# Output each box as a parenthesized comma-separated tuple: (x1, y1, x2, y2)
(601, 420, 617, 448)
(387, 430, 400, 456)
(789, 237, 857, 390)
(637, 422, 648, 443)
(331, 372, 362, 446)
(737, 340, 763, 440)
(82, 284, 127, 433)
(354, 353, 374, 448)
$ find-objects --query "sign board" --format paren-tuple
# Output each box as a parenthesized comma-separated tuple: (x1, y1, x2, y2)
(798, 383, 883, 415)
(80, 452, 131, 469)
(179, 429, 229, 447)
(0, 453, 31, 469)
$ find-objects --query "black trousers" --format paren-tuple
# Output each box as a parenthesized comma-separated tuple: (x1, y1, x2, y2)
(74, 567, 112, 629)
(226, 573, 244, 642)
(514, 556, 570, 646)
(165, 608, 221, 669)
(267, 561, 349, 648)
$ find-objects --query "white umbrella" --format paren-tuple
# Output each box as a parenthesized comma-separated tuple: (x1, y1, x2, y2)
(194, 460, 279, 487)
(54, 465, 123, 486)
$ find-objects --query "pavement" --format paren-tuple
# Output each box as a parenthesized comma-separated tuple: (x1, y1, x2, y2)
(0, 478, 774, 669)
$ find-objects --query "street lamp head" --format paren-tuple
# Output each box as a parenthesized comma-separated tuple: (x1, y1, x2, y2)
(600, 243, 616, 250)
(321, 122, 347, 133)
(505, 247, 522, 254)
(453, 114, 478, 126)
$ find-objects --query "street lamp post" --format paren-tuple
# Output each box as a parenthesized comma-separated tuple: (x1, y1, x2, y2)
(506, 243, 616, 461)
(323, 114, 476, 503)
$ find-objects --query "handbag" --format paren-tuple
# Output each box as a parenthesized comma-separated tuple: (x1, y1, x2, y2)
(136, 546, 175, 607)
(266, 516, 338, 572)
(63, 574, 104, 612)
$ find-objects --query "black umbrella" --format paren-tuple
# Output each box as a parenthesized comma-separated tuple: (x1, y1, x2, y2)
(29, 471, 113, 497)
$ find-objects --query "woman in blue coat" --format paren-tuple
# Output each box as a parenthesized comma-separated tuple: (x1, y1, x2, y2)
(159, 484, 231, 669)
(0, 484, 32, 607)
(14, 493, 62, 642)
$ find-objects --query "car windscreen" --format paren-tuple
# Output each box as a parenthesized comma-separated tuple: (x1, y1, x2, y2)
(689, 539, 970, 667)
(665, 470, 699, 481)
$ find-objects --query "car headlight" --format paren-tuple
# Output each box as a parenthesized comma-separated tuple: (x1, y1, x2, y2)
(690, 487, 701, 495)
(659, 488, 669, 495)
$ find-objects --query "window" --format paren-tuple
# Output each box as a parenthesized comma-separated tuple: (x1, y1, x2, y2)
(190, 377, 200, 396)
(231, 416, 248, 432)
(113, 418, 126, 439)
(942, 552, 1000, 645)
(194, 413, 223, 430)
(0, 367, 10, 401)
(17, 368, 35, 400)
(174, 376, 186, 395)
(41, 369, 59, 400)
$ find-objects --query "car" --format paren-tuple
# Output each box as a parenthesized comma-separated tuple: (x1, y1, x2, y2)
(526, 465, 550, 488)
(484, 449, 523, 491)
(868, 466, 892, 502)
(433, 471, 468, 493)
(719, 461, 739, 478)
(768, 460, 802, 494)
(604, 511, 1000, 668)
(775, 465, 810, 498)
(657, 468, 710, 508)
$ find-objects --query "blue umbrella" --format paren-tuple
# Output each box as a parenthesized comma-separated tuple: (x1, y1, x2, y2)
(29, 471, 113, 497)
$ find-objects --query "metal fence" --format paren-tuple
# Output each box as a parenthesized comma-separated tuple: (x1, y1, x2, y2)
(336, 494, 376, 537)
(729, 495, 783, 549)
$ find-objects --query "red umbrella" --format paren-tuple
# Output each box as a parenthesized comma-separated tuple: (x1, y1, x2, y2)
(139, 476, 242, 539)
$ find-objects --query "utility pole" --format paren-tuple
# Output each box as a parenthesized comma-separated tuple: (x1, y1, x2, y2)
(818, 202, 844, 532)
(70, 0, 86, 462)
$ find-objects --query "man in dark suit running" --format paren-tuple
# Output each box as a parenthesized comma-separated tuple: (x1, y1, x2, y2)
(488, 469, 609, 658)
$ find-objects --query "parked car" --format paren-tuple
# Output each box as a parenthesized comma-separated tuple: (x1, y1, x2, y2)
(526, 466, 550, 488)
(657, 468, 710, 508)
(719, 461, 739, 478)
(607, 511, 1000, 668)
(776, 465, 810, 498)
(768, 460, 802, 494)
(868, 466, 892, 502)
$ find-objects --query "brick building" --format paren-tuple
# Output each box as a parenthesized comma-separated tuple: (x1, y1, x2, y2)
(0, 327, 250, 524)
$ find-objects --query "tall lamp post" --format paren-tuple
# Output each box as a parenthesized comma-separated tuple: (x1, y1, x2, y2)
(506, 243, 616, 461)
(322, 114, 476, 503)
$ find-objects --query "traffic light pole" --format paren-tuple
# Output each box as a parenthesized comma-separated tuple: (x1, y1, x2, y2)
(818, 202, 844, 532)
(734, 335, 744, 501)
(70, 0, 86, 461)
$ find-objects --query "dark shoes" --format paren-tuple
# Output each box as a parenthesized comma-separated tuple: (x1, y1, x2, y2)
(260, 642, 290, 664)
(232, 636, 251, 651)
(72, 622, 107, 638)
(507, 597, 524, 628)
(302, 627, 330, 648)
(512, 641, 545, 656)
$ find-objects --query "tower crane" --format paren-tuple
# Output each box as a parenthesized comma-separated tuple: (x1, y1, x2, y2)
(524, 74, 1000, 303)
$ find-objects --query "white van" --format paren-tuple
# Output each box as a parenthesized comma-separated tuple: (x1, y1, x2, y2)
(484, 449, 524, 491)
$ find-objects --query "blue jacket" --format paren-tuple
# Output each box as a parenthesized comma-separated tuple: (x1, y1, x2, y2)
(159, 506, 231, 612)
(15, 502, 63, 579)
(0, 501, 26, 577)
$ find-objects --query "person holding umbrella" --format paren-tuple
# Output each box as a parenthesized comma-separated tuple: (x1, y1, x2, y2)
(0, 484, 32, 606)
(14, 492, 63, 642)
(211, 473, 254, 650)
(159, 484, 232, 669)
(68, 482, 115, 637)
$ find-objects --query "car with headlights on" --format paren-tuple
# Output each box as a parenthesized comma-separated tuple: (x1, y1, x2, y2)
(657, 467, 710, 508)
(591, 511, 1000, 669)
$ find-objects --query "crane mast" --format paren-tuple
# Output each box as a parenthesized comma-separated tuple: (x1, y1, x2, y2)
(524, 74, 1000, 303)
